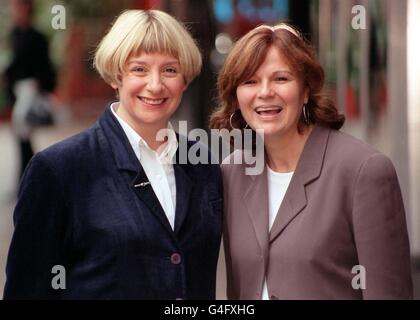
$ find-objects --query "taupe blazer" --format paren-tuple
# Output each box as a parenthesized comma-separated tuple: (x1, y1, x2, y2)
(221, 125, 413, 299)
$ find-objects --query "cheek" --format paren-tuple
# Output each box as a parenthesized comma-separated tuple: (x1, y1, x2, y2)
(119, 79, 140, 96)
(283, 100, 303, 123)
(236, 88, 254, 109)
(173, 85, 186, 98)
(169, 79, 187, 99)
(281, 87, 305, 108)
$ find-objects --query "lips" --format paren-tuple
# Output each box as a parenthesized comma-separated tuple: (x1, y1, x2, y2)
(255, 106, 283, 115)
(138, 96, 167, 106)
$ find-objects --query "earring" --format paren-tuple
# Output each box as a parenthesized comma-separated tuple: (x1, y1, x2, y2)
(229, 110, 249, 130)
(303, 104, 310, 125)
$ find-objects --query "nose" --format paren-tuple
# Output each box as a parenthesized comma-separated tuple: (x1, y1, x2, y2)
(257, 80, 274, 99)
(146, 71, 164, 93)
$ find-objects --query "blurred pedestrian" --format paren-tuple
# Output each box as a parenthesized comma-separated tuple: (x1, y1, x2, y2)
(3, 0, 56, 179)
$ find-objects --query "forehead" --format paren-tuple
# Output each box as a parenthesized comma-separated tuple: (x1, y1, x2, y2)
(254, 46, 292, 73)
(127, 51, 180, 65)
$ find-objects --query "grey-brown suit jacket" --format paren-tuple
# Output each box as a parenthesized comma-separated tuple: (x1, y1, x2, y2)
(221, 125, 413, 299)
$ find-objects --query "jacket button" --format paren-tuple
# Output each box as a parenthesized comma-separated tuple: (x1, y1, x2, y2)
(170, 253, 182, 265)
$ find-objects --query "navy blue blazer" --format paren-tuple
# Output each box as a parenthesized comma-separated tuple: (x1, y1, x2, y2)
(4, 106, 223, 299)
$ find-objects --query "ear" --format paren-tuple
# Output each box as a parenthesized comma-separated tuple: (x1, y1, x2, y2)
(110, 74, 123, 89)
(303, 86, 309, 104)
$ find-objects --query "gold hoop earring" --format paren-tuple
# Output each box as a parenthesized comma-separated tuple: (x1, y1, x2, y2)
(303, 104, 310, 125)
(229, 110, 249, 130)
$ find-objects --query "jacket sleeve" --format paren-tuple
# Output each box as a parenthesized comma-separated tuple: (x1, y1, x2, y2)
(352, 153, 413, 299)
(3, 152, 70, 299)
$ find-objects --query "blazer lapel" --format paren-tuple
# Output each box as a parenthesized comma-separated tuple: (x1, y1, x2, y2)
(243, 165, 270, 256)
(98, 106, 175, 236)
(173, 134, 194, 235)
(269, 125, 331, 243)
(173, 163, 193, 234)
(131, 167, 175, 235)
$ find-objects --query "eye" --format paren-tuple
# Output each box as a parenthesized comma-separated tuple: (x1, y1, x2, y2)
(242, 79, 257, 85)
(162, 67, 179, 77)
(164, 67, 177, 73)
(275, 76, 289, 82)
(131, 66, 147, 74)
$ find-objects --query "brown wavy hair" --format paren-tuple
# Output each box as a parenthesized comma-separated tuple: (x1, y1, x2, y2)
(209, 23, 344, 133)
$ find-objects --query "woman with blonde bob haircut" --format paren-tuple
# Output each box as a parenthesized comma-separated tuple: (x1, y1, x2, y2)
(4, 9, 223, 300)
(210, 23, 412, 299)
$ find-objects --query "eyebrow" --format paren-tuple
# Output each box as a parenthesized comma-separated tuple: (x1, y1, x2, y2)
(273, 70, 293, 75)
(251, 70, 294, 78)
(128, 60, 180, 66)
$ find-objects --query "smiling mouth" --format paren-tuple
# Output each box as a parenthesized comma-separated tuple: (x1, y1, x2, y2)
(255, 106, 283, 116)
(138, 97, 167, 105)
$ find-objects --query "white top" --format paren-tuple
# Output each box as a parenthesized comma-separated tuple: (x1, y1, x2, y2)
(111, 103, 178, 230)
(262, 165, 294, 300)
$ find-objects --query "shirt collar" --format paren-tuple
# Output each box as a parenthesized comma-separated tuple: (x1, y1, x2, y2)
(110, 102, 178, 163)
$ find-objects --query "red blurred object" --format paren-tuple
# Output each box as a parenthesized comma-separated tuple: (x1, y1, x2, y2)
(345, 83, 359, 119)
(132, 0, 162, 9)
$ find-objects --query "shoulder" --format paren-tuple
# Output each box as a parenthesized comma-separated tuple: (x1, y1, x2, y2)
(35, 126, 98, 170)
(324, 128, 398, 180)
(326, 129, 384, 164)
(220, 149, 250, 180)
(29, 27, 47, 40)
(221, 149, 243, 166)
(20, 28, 48, 48)
(176, 134, 222, 179)
(356, 152, 399, 184)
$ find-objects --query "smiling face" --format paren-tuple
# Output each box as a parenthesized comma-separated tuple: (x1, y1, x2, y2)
(112, 51, 186, 134)
(236, 46, 308, 139)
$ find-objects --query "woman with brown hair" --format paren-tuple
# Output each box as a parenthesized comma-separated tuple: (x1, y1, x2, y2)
(210, 23, 412, 299)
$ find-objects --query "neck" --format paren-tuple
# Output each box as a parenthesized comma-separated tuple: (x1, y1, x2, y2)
(115, 104, 169, 151)
(16, 23, 31, 30)
(137, 126, 169, 151)
(264, 125, 313, 172)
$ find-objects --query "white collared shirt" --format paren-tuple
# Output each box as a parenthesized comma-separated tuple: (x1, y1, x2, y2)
(110, 103, 178, 230)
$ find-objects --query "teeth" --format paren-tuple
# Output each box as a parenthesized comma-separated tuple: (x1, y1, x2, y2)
(255, 106, 282, 112)
(140, 97, 165, 105)
(255, 106, 282, 115)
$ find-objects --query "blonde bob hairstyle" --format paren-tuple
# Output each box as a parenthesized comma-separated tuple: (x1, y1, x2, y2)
(94, 10, 202, 85)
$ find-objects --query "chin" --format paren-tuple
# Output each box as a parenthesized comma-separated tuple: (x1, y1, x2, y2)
(145, 118, 169, 125)
(254, 124, 284, 137)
